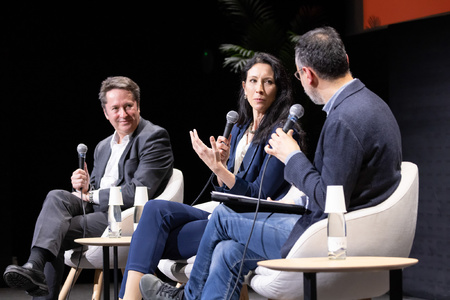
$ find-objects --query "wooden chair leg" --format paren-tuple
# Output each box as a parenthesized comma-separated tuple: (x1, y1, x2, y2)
(58, 268, 83, 300)
(92, 269, 103, 300)
(239, 283, 249, 300)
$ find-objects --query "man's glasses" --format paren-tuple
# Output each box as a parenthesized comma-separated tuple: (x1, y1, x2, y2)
(294, 68, 303, 81)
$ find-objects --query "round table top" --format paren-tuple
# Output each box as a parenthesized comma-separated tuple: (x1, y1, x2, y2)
(75, 236, 132, 247)
(257, 256, 418, 273)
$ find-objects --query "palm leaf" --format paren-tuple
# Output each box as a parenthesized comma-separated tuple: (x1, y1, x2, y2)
(218, 1, 329, 74)
(218, 0, 274, 22)
(219, 44, 255, 73)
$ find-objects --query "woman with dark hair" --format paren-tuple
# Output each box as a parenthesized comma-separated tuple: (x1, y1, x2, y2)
(119, 52, 304, 300)
(141, 26, 402, 300)
(235, 52, 300, 145)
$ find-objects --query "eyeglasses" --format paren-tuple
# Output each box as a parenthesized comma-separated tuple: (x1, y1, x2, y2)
(294, 68, 303, 81)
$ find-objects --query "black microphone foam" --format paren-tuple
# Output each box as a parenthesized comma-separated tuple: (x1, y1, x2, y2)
(77, 143, 88, 169)
(222, 110, 239, 139)
(282, 104, 304, 133)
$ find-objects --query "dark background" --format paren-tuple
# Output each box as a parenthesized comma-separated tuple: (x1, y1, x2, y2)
(1, 1, 449, 299)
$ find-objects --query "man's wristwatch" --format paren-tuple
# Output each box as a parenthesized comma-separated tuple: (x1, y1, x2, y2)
(88, 191, 94, 203)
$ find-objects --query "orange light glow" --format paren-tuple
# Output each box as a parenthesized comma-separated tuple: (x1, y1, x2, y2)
(364, 0, 450, 29)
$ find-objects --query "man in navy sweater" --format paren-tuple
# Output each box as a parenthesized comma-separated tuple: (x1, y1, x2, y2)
(139, 26, 402, 300)
(266, 26, 402, 257)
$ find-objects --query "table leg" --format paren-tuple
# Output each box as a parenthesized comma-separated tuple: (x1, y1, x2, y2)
(103, 246, 110, 300)
(114, 246, 119, 300)
(389, 269, 403, 300)
(303, 272, 317, 300)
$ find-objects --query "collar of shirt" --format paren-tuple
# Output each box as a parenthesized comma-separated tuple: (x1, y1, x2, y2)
(99, 132, 132, 189)
(110, 131, 131, 147)
(91, 132, 133, 203)
(322, 78, 356, 116)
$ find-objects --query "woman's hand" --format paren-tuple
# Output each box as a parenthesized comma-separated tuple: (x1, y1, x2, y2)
(190, 129, 236, 188)
(267, 197, 295, 205)
(190, 129, 224, 173)
(216, 135, 231, 166)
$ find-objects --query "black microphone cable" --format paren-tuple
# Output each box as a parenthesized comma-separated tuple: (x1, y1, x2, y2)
(227, 155, 271, 299)
(190, 110, 238, 207)
(66, 145, 89, 300)
(226, 104, 304, 299)
(190, 172, 215, 207)
(66, 187, 88, 300)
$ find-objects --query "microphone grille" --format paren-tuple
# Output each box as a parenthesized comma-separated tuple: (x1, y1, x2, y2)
(290, 104, 304, 119)
(77, 143, 88, 154)
(226, 110, 239, 124)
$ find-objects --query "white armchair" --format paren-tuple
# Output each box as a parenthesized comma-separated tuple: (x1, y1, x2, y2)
(157, 162, 418, 300)
(58, 168, 184, 300)
(248, 161, 419, 300)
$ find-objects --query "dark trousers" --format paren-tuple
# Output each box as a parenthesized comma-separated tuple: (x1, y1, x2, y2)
(119, 200, 210, 298)
(31, 189, 107, 300)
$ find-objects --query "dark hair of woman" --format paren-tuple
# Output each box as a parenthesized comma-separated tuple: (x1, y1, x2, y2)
(236, 52, 303, 147)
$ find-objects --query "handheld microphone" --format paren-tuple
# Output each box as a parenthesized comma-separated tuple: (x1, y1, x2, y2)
(282, 104, 304, 132)
(222, 110, 239, 139)
(190, 110, 239, 207)
(77, 143, 88, 170)
(73, 143, 89, 294)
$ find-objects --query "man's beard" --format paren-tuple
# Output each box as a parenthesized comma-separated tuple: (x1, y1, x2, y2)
(305, 86, 324, 105)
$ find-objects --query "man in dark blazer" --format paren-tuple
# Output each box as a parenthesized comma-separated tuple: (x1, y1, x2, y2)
(138, 27, 402, 300)
(3, 76, 174, 299)
(268, 27, 402, 257)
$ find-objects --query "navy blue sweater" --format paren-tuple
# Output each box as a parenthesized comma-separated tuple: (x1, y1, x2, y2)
(281, 79, 402, 257)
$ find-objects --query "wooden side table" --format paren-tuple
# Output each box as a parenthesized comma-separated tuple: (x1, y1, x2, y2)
(75, 236, 132, 300)
(257, 256, 418, 300)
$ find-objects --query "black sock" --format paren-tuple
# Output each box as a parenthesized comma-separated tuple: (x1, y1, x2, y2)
(27, 247, 52, 271)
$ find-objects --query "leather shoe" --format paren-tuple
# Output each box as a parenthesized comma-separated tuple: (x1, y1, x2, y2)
(3, 262, 49, 297)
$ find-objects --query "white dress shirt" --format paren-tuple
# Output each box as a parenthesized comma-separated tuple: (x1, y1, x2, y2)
(91, 132, 131, 204)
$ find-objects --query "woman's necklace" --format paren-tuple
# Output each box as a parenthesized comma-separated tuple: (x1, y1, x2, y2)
(248, 122, 256, 134)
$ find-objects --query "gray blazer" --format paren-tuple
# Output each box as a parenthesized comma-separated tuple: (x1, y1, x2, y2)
(90, 117, 174, 212)
(281, 79, 402, 257)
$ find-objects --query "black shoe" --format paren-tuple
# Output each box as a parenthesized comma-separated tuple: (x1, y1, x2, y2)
(140, 274, 185, 300)
(3, 262, 49, 297)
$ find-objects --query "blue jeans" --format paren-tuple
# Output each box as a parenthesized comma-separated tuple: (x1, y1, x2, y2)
(119, 200, 210, 298)
(184, 204, 302, 300)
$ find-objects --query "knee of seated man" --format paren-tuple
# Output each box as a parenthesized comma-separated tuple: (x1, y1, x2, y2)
(44, 189, 74, 206)
(210, 203, 234, 222)
(212, 240, 245, 269)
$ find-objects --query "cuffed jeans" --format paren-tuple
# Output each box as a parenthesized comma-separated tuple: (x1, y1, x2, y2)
(184, 204, 302, 300)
